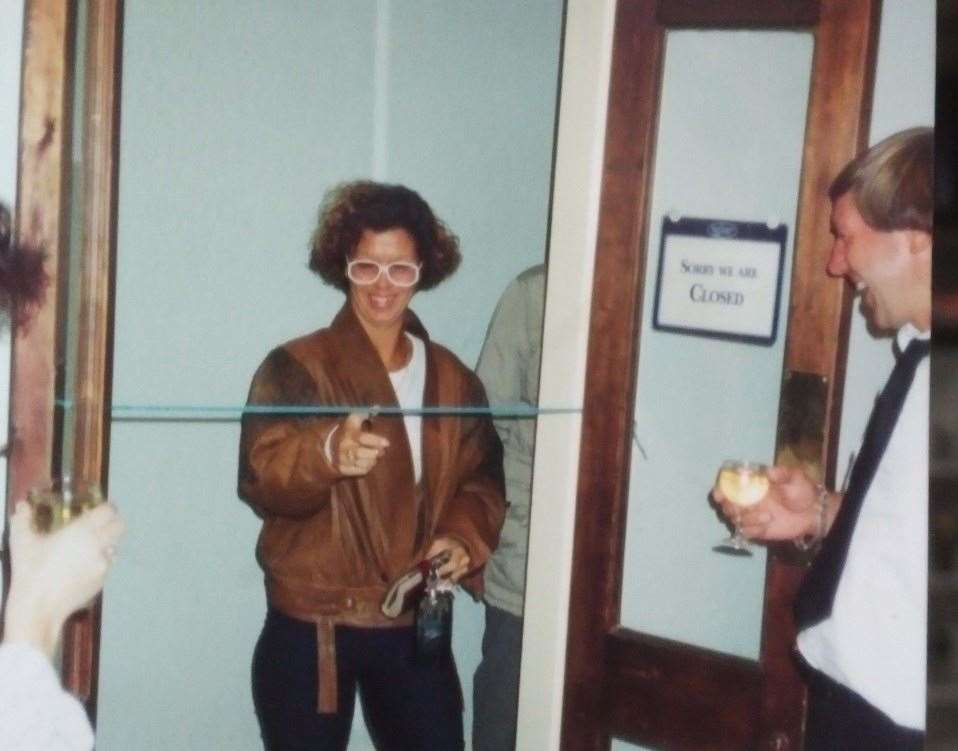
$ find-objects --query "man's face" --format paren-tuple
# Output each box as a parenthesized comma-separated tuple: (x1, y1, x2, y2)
(826, 192, 922, 332)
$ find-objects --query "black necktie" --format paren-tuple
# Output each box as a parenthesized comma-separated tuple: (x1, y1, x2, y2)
(794, 336, 930, 630)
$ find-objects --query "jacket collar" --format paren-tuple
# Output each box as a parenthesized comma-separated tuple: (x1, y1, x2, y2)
(327, 301, 433, 410)
(329, 300, 443, 518)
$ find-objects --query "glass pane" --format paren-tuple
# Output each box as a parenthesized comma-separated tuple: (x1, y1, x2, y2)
(618, 30, 813, 660)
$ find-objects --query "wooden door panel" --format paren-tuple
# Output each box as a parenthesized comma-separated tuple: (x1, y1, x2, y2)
(603, 630, 761, 750)
(657, 1, 820, 28)
(562, 1, 880, 749)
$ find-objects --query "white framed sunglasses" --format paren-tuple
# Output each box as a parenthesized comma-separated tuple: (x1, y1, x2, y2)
(346, 259, 422, 288)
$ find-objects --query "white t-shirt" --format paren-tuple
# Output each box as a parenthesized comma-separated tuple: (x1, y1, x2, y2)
(797, 324, 929, 730)
(388, 333, 426, 483)
(323, 333, 426, 481)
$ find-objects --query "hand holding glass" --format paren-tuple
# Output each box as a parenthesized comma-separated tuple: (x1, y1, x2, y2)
(27, 477, 105, 534)
(713, 460, 769, 554)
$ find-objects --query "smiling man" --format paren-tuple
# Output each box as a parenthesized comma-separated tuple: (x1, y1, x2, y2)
(713, 127, 932, 750)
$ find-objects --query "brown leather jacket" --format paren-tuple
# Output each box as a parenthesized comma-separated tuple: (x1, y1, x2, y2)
(238, 304, 505, 707)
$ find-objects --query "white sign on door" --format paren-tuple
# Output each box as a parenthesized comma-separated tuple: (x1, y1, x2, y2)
(652, 217, 786, 346)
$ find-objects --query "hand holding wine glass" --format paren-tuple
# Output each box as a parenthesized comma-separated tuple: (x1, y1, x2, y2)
(713, 463, 825, 546)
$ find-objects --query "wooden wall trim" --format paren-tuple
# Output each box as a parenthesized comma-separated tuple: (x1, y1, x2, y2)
(657, 0, 820, 28)
(70, 1, 121, 482)
(759, 1, 881, 748)
(782, 0, 880, 383)
(3, 0, 72, 643)
(6, 0, 72, 514)
(61, 0, 123, 713)
(560, 1, 663, 748)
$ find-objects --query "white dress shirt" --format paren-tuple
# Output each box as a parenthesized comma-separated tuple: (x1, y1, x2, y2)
(797, 324, 929, 730)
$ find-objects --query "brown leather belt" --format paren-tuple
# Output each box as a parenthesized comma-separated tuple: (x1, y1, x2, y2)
(268, 583, 414, 713)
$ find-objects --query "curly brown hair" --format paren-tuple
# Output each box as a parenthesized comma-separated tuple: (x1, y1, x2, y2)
(309, 181, 461, 292)
(0, 203, 48, 326)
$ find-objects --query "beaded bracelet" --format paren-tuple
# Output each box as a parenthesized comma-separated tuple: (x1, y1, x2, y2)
(794, 484, 829, 552)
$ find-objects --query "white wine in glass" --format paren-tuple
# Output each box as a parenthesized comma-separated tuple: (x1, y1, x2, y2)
(713, 460, 769, 554)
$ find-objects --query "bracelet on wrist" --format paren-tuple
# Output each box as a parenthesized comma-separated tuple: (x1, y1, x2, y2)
(794, 484, 828, 552)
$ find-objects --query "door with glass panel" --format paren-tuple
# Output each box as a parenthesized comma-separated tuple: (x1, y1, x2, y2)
(562, 1, 879, 749)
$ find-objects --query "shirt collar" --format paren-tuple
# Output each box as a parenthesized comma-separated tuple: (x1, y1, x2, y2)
(896, 322, 930, 354)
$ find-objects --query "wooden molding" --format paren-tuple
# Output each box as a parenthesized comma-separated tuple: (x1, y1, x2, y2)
(560, 1, 663, 748)
(60, 0, 123, 714)
(7, 0, 72, 511)
(657, 0, 820, 28)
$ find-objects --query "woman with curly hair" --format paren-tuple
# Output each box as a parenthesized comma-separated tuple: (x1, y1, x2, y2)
(238, 181, 505, 750)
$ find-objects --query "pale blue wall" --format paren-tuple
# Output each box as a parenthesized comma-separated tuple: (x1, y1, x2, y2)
(98, 2, 562, 749)
(385, 2, 561, 359)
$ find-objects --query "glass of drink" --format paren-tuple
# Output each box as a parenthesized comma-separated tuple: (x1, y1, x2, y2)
(27, 477, 105, 534)
(713, 460, 769, 555)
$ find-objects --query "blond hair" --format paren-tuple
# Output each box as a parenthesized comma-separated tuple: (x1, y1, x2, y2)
(829, 127, 933, 233)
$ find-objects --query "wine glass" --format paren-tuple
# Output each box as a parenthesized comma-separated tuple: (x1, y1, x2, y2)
(713, 460, 769, 555)
(27, 477, 105, 534)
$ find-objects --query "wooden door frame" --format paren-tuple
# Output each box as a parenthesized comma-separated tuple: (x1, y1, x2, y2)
(561, 1, 880, 749)
(5, 0, 122, 721)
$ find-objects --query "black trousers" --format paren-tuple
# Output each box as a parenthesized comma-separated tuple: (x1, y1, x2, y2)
(252, 609, 464, 751)
(804, 668, 924, 751)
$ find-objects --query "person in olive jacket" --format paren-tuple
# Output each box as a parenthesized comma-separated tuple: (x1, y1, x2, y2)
(238, 181, 505, 751)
